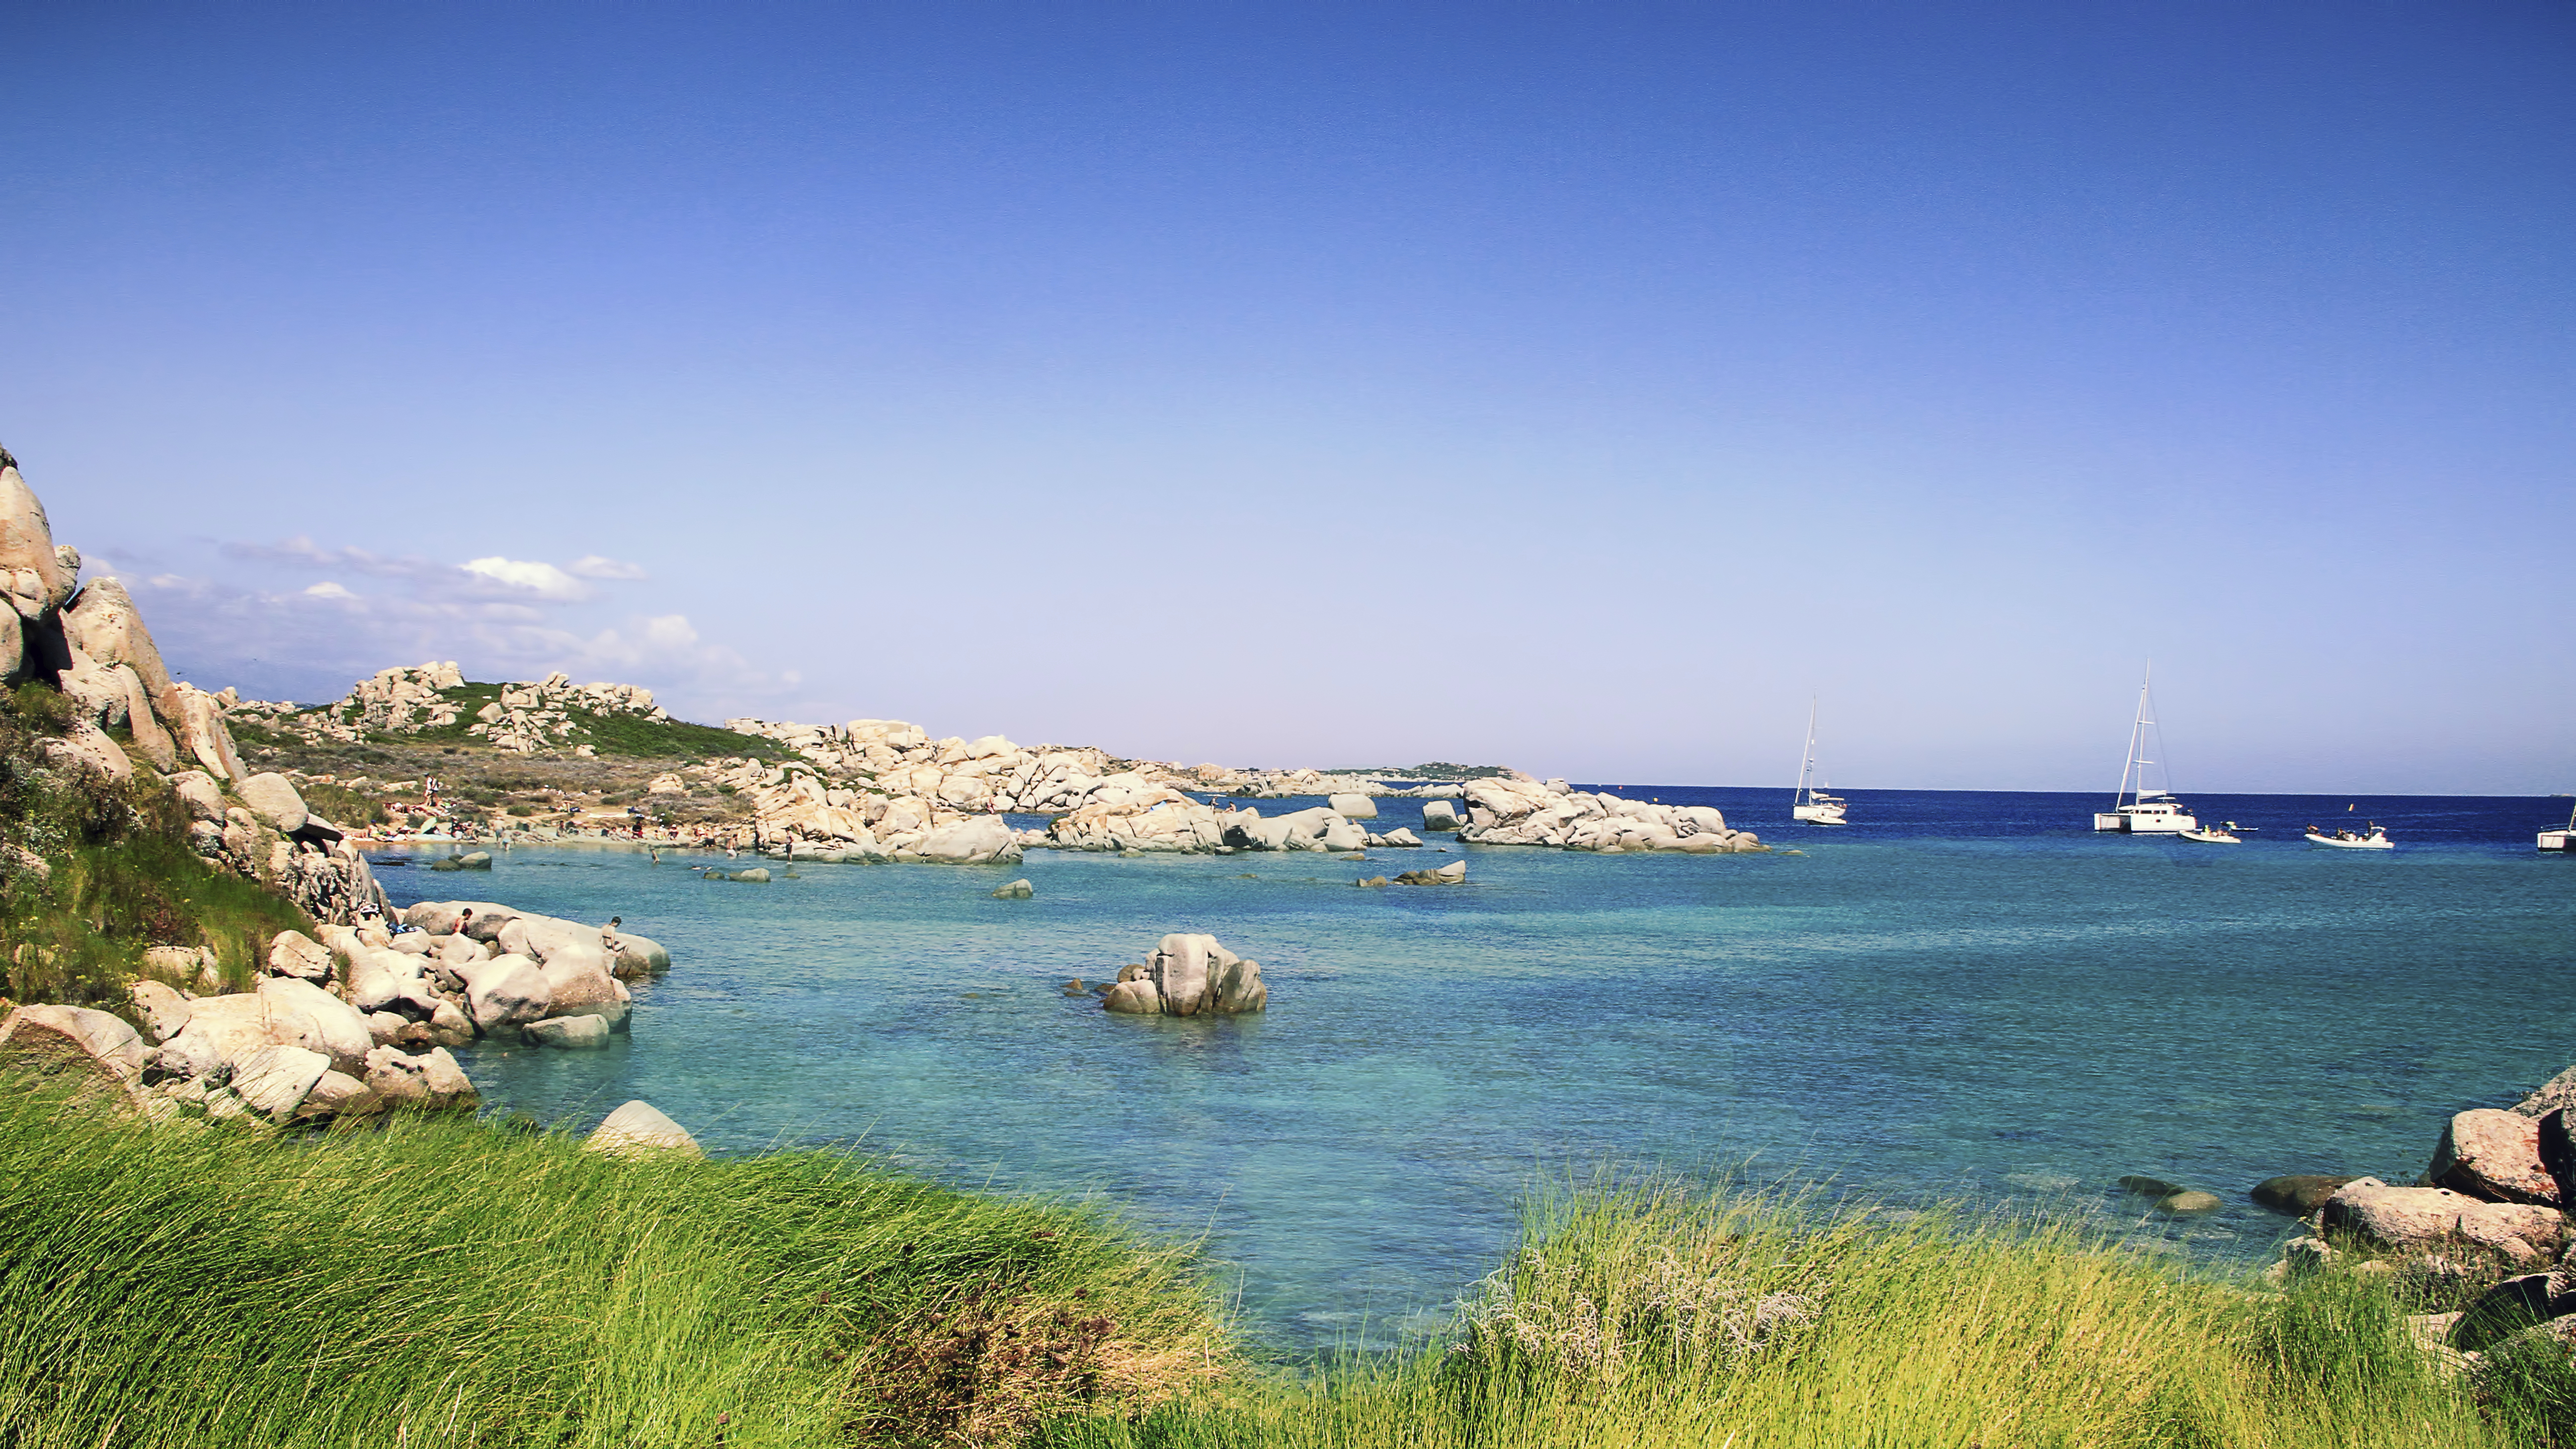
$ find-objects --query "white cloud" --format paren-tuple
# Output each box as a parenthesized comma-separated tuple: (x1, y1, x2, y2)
(461, 556, 591, 601)
(566, 555, 649, 580)
(303, 581, 358, 600)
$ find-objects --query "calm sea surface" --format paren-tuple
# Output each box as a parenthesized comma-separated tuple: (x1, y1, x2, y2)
(374, 788, 2576, 1351)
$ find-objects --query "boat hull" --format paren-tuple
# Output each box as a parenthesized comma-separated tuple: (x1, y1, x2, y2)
(2541, 829, 2576, 853)
(2306, 832, 2392, 850)
(2096, 809, 2197, 834)
(1792, 804, 1846, 825)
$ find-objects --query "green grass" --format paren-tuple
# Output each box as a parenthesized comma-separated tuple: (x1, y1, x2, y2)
(1036, 1177, 2555, 1449)
(0, 683, 311, 1004)
(0, 1086, 1229, 1448)
(1, 829, 307, 1001)
(2, 1091, 2564, 1449)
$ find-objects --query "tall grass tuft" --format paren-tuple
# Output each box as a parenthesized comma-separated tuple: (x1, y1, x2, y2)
(0, 1082, 1227, 1447)
(1039, 1176, 2524, 1449)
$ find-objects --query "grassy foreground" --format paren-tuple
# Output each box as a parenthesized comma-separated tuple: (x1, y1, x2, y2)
(3, 1091, 2569, 1448)
(0, 1085, 1226, 1448)
(1047, 1181, 2572, 1449)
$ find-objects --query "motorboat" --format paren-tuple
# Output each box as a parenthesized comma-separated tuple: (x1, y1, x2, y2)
(2306, 822, 2393, 850)
(2178, 821, 2249, 844)
(2092, 668, 2198, 834)
(1790, 699, 1847, 825)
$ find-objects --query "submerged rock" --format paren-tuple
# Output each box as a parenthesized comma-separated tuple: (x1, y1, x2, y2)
(2251, 1175, 2360, 1214)
(524, 1014, 613, 1049)
(993, 878, 1035, 899)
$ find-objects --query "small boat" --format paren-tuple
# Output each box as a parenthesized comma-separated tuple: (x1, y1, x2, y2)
(2093, 668, 2199, 834)
(1790, 699, 1847, 825)
(2541, 801, 2576, 852)
(2305, 822, 2393, 850)
(2178, 821, 2250, 844)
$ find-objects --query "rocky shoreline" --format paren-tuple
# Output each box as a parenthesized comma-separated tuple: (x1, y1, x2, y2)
(2250, 1064, 2576, 1370)
(0, 896, 672, 1126)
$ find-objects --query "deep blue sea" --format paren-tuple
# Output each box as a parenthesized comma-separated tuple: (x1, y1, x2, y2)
(372, 787, 2576, 1352)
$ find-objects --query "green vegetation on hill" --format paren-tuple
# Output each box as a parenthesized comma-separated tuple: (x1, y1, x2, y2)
(569, 707, 794, 760)
(0, 685, 305, 1005)
(1327, 763, 1512, 781)
(0, 1087, 1226, 1448)
(263, 680, 794, 763)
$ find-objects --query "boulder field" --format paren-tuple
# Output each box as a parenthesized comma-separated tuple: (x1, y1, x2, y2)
(0, 897, 672, 1124)
(1457, 776, 1766, 854)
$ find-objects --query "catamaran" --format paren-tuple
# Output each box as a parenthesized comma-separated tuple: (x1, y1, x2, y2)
(1791, 700, 1847, 825)
(2541, 801, 2576, 853)
(2092, 668, 2199, 834)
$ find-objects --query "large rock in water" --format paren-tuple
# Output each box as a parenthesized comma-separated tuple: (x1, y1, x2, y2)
(459, 955, 552, 1032)
(1328, 793, 1379, 820)
(586, 1099, 704, 1158)
(362, 1046, 479, 1110)
(1422, 799, 1463, 831)
(2432, 1109, 2560, 1206)
(1125, 932, 1267, 1017)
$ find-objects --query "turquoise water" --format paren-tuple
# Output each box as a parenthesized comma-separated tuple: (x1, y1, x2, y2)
(375, 788, 2576, 1351)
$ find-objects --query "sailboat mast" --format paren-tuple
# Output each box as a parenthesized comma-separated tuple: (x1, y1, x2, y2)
(2113, 671, 2149, 810)
(1794, 698, 1817, 806)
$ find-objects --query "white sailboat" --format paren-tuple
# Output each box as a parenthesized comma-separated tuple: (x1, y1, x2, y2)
(2092, 668, 2199, 834)
(1791, 700, 1848, 825)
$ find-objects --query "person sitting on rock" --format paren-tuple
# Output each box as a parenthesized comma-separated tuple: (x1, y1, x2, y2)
(601, 916, 623, 959)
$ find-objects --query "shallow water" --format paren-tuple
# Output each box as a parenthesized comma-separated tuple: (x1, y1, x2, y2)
(375, 787, 2576, 1351)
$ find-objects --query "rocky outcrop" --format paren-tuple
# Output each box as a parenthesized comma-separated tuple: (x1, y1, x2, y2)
(1422, 800, 1463, 832)
(2317, 1179, 2568, 1265)
(1101, 934, 1267, 1017)
(1459, 776, 1765, 854)
(236, 662, 673, 755)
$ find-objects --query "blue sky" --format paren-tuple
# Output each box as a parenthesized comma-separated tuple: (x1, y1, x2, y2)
(3, 2, 2570, 791)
